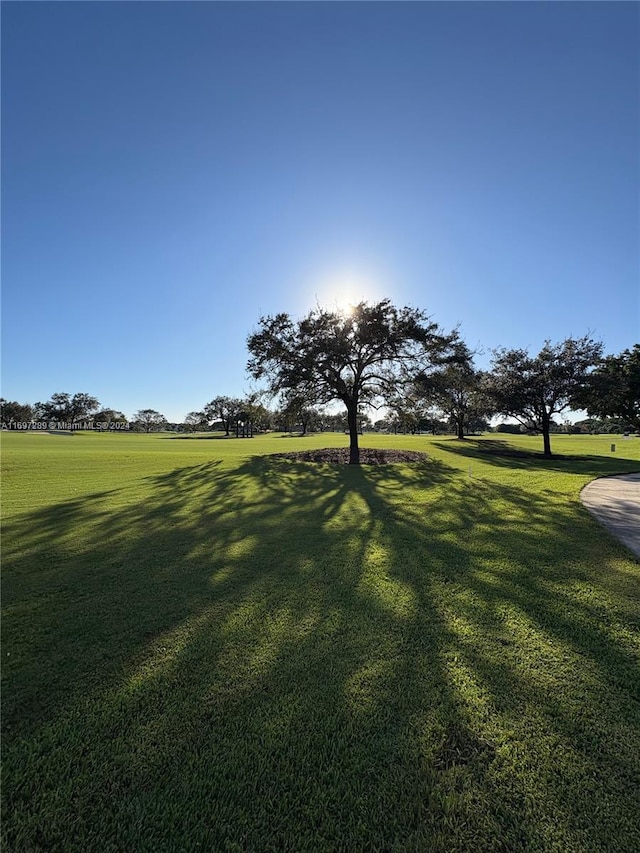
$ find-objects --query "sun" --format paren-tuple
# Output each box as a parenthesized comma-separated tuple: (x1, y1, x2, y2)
(316, 271, 373, 316)
(308, 262, 391, 317)
(334, 295, 356, 316)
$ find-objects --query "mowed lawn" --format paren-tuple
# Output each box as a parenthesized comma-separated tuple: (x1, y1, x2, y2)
(2, 430, 639, 852)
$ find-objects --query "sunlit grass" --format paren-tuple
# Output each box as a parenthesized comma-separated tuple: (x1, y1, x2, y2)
(2, 431, 639, 851)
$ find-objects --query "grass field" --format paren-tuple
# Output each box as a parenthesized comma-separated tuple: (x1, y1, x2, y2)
(2, 430, 640, 852)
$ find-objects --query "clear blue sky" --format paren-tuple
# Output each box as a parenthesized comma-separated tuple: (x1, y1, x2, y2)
(2, 1, 638, 422)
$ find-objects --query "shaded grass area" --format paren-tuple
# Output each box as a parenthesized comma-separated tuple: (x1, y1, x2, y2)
(2, 433, 640, 851)
(433, 436, 640, 474)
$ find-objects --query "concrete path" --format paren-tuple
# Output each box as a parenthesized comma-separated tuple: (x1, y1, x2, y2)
(580, 473, 640, 559)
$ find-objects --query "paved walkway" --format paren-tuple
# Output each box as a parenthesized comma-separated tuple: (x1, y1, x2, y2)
(580, 473, 640, 559)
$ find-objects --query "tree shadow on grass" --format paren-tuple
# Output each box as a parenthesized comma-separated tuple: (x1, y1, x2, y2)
(433, 438, 640, 476)
(3, 454, 640, 851)
(162, 434, 239, 440)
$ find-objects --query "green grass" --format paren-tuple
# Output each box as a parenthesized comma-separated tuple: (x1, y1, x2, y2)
(2, 430, 640, 852)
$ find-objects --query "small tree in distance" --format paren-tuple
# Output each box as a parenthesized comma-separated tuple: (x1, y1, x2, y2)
(415, 342, 492, 439)
(487, 336, 603, 457)
(204, 396, 242, 436)
(184, 411, 207, 432)
(242, 396, 273, 433)
(385, 390, 428, 435)
(133, 409, 166, 433)
(279, 389, 323, 436)
(247, 299, 456, 464)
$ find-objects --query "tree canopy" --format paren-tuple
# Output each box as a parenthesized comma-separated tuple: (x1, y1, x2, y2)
(415, 342, 492, 439)
(572, 344, 640, 432)
(133, 409, 166, 433)
(487, 336, 603, 457)
(36, 392, 100, 429)
(204, 396, 243, 436)
(247, 299, 455, 463)
(0, 399, 34, 426)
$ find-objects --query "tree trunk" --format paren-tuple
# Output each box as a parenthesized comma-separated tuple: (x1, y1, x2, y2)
(346, 403, 360, 464)
(456, 418, 465, 440)
(542, 419, 552, 457)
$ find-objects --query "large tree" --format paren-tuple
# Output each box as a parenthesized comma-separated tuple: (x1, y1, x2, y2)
(247, 299, 455, 463)
(572, 344, 640, 432)
(487, 336, 603, 457)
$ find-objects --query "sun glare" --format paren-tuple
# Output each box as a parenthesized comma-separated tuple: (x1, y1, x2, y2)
(335, 296, 356, 316)
(315, 270, 382, 316)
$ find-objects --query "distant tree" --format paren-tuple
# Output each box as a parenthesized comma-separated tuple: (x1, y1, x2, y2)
(572, 418, 596, 435)
(39, 392, 100, 430)
(275, 402, 298, 433)
(385, 390, 430, 434)
(422, 416, 450, 435)
(133, 409, 167, 433)
(241, 395, 273, 432)
(247, 299, 455, 464)
(0, 399, 34, 426)
(376, 405, 444, 435)
(273, 404, 293, 433)
(93, 409, 128, 430)
(575, 416, 635, 435)
(415, 343, 493, 439)
(184, 411, 208, 432)
(487, 337, 603, 457)
(390, 408, 418, 435)
(233, 404, 254, 438)
(322, 412, 348, 432)
(38, 392, 72, 422)
(558, 419, 583, 435)
(495, 423, 524, 435)
(359, 412, 374, 432)
(278, 390, 324, 436)
(204, 396, 242, 436)
(572, 344, 640, 432)
(465, 415, 490, 435)
(69, 393, 100, 428)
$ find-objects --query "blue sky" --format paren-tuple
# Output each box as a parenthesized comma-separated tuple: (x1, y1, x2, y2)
(2, 1, 638, 422)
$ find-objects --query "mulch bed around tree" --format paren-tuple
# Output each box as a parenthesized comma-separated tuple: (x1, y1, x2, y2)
(270, 448, 431, 465)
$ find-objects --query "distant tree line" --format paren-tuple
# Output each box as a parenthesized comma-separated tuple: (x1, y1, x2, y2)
(0, 394, 169, 434)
